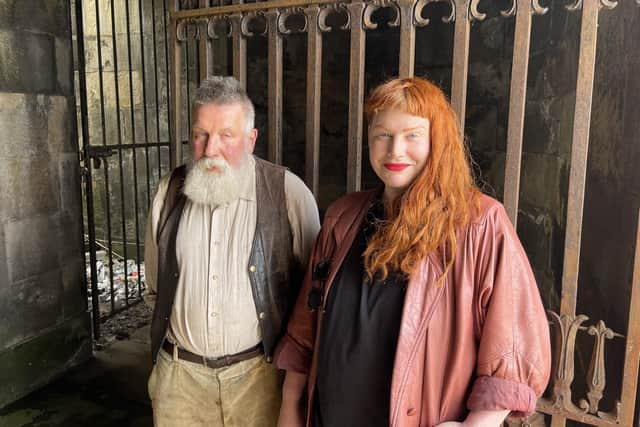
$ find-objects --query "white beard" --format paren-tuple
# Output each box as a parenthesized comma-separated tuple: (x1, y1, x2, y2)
(182, 155, 253, 207)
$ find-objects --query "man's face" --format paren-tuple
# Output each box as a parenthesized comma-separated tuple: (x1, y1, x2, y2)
(191, 102, 257, 171)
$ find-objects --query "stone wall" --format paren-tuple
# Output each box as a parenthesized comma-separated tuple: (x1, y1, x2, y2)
(0, 0, 92, 408)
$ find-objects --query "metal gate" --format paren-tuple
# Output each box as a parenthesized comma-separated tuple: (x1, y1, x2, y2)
(165, 0, 640, 426)
(73, 0, 173, 340)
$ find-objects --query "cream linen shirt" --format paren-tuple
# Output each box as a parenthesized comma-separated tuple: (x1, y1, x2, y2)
(144, 157, 320, 358)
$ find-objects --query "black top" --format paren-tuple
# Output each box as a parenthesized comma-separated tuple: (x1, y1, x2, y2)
(314, 200, 408, 427)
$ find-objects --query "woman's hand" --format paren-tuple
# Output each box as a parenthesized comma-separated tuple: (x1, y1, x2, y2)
(278, 398, 304, 427)
(435, 409, 509, 427)
(277, 371, 307, 427)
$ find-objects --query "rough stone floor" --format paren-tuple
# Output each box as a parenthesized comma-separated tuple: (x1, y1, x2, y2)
(0, 326, 153, 427)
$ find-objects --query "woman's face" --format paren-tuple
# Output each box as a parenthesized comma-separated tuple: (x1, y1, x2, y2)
(368, 109, 431, 202)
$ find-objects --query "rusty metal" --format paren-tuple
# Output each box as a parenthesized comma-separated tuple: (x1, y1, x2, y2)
(230, 9, 247, 88)
(199, 0, 213, 80)
(619, 208, 640, 426)
(450, 0, 484, 131)
(165, 3, 640, 426)
(304, 5, 322, 196)
(581, 321, 622, 415)
(502, 0, 547, 225)
(397, 0, 415, 77)
(542, 312, 589, 414)
(170, 1, 184, 167)
(266, 9, 284, 164)
(173, 0, 345, 19)
(346, 1, 366, 193)
(560, 0, 614, 317)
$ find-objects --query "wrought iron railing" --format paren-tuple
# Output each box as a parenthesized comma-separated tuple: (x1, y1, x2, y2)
(166, 0, 640, 425)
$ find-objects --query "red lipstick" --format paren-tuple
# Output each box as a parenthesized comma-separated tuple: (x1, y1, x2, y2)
(384, 163, 411, 171)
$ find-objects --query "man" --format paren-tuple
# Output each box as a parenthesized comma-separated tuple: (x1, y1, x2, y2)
(144, 76, 320, 426)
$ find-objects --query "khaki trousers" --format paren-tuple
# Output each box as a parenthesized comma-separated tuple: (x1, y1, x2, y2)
(148, 348, 281, 427)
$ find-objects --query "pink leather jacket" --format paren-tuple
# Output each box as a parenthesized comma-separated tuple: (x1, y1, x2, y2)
(275, 190, 551, 426)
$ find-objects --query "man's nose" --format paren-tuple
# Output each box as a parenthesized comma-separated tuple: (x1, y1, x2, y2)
(204, 136, 221, 157)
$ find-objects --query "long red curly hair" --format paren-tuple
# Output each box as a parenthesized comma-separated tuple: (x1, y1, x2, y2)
(363, 77, 480, 281)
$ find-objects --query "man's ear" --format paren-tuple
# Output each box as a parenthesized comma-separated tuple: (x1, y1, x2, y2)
(247, 128, 258, 153)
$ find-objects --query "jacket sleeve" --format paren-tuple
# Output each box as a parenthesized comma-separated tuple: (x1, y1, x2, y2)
(466, 203, 551, 419)
(274, 223, 327, 374)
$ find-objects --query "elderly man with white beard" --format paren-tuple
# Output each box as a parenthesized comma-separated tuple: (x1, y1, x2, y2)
(143, 76, 320, 427)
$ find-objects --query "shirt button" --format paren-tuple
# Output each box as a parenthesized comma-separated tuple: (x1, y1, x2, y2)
(210, 312, 217, 317)
(249, 265, 256, 273)
(211, 275, 218, 280)
(266, 356, 272, 363)
(173, 272, 179, 278)
(258, 312, 265, 320)
(406, 408, 416, 416)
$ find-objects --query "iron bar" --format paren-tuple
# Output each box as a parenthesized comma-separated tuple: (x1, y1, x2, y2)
(231, 11, 247, 87)
(304, 5, 321, 196)
(266, 10, 283, 164)
(94, 0, 117, 316)
(503, 0, 543, 225)
(110, 0, 130, 312)
(554, 2, 611, 425)
(125, 0, 143, 308)
(346, 1, 366, 193)
(199, 0, 213, 81)
(170, 0, 184, 167)
(75, 0, 101, 340)
(152, 0, 163, 179)
(450, 0, 473, 132)
(397, 0, 415, 78)
(139, 0, 153, 214)
(185, 38, 192, 140)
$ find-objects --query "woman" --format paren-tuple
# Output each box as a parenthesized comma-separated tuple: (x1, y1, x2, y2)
(275, 77, 551, 427)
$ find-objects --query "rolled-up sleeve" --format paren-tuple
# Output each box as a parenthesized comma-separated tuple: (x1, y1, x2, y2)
(466, 204, 551, 419)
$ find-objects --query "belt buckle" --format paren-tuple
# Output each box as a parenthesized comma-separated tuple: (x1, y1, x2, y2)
(222, 355, 231, 367)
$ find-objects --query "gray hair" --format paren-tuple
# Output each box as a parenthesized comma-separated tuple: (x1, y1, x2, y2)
(192, 76, 255, 133)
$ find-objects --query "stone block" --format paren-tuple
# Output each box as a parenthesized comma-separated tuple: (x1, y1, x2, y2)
(0, 92, 48, 158)
(58, 153, 82, 219)
(4, 216, 61, 282)
(523, 99, 554, 155)
(0, 312, 92, 409)
(520, 152, 568, 224)
(61, 257, 86, 318)
(47, 95, 74, 153)
(0, 29, 56, 94)
(0, 269, 64, 349)
(56, 210, 84, 268)
(117, 33, 142, 72)
(2, 0, 70, 38)
(0, 157, 59, 221)
(55, 36, 73, 96)
(83, 35, 114, 73)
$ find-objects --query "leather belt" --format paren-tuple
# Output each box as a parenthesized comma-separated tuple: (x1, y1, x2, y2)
(162, 341, 263, 369)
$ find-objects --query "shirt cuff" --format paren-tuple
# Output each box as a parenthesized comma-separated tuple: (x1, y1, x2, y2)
(274, 335, 312, 374)
(467, 375, 538, 419)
